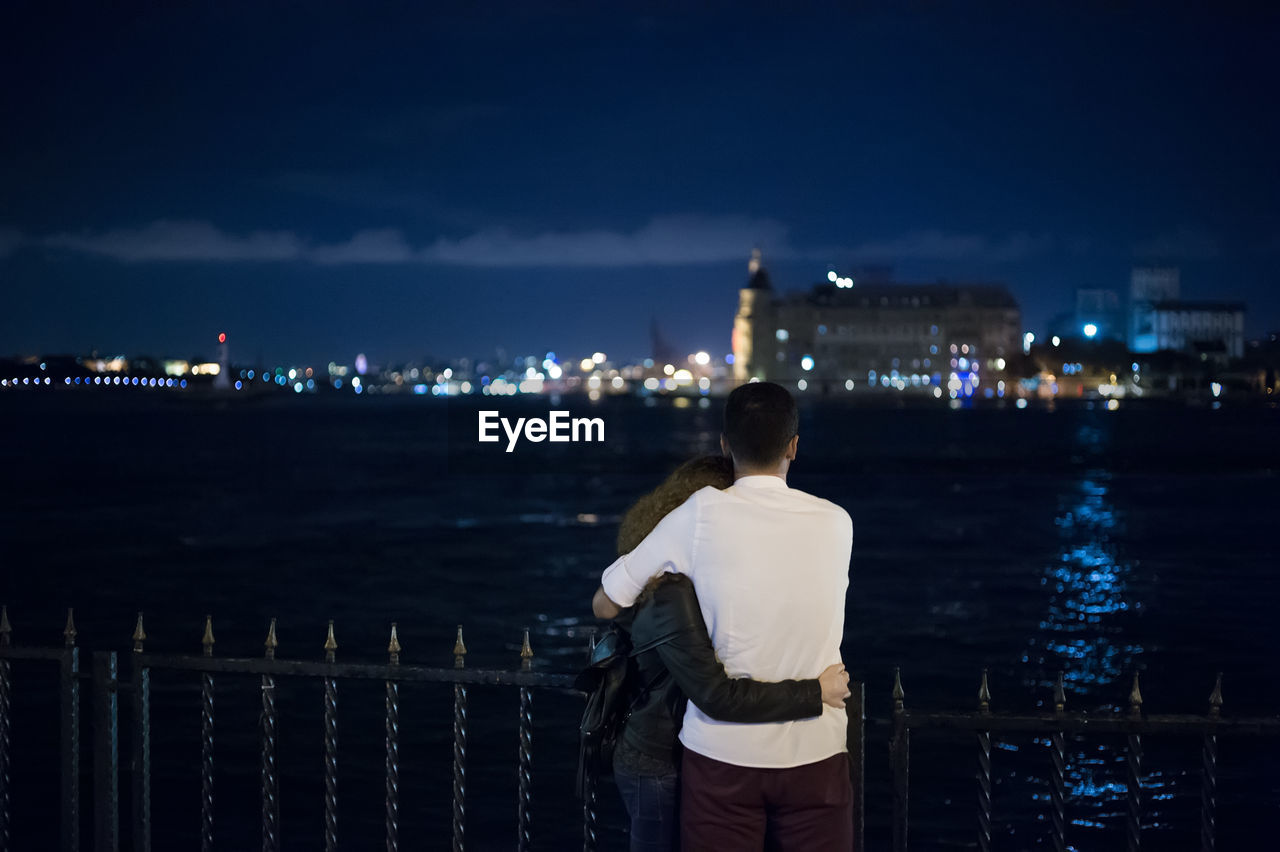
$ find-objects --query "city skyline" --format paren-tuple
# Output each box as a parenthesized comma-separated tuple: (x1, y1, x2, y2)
(1, 255, 1273, 371)
(2, 3, 1278, 363)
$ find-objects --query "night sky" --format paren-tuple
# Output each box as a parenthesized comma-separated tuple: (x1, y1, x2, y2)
(2, 2, 1277, 366)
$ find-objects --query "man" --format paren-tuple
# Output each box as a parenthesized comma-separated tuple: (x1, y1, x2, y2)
(592, 381, 853, 849)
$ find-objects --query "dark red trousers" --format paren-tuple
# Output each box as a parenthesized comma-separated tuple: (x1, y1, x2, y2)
(680, 748, 853, 851)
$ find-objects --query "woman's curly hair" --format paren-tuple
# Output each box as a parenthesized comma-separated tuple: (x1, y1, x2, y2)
(616, 455, 734, 556)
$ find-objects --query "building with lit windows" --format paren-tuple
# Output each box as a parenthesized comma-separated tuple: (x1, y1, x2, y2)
(1151, 300, 1246, 361)
(731, 252, 1022, 397)
(1129, 267, 1181, 352)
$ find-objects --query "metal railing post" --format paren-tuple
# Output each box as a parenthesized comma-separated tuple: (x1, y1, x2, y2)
(976, 669, 992, 852)
(1126, 673, 1144, 852)
(62, 611, 81, 852)
(0, 606, 12, 850)
(200, 617, 216, 852)
(582, 629, 598, 852)
(261, 619, 279, 852)
(517, 628, 534, 852)
(452, 626, 468, 852)
(322, 621, 338, 852)
(1201, 673, 1222, 852)
(386, 624, 401, 852)
(1049, 673, 1067, 852)
(130, 615, 151, 852)
(889, 668, 909, 852)
(92, 651, 119, 852)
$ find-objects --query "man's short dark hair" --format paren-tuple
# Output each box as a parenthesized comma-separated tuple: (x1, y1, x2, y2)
(723, 381, 798, 468)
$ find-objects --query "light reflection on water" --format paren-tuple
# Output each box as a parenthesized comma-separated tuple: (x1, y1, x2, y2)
(1008, 423, 1181, 843)
(1028, 467, 1143, 692)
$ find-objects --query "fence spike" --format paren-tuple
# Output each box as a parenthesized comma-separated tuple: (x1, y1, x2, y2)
(892, 667, 905, 712)
(132, 612, 146, 653)
(202, 615, 215, 657)
(453, 625, 467, 669)
(388, 623, 401, 665)
(1053, 671, 1066, 715)
(0, 604, 11, 647)
(1208, 672, 1223, 720)
(264, 617, 278, 660)
(324, 619, 337, 663)
(978, 668, 991, 714)
(1128, 671, 1143, 719)
(64, 607, 77, 647)
(520, 627, 533, 672)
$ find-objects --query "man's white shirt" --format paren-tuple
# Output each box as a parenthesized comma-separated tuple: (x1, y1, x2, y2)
(601, 474, 852, 768)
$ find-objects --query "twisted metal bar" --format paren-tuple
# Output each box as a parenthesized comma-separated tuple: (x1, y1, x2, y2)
(582, 765, 597, 852)
(1201, 672, 1222, 852)
(452, 683, 468, 852)
(323, 677, 338, 852)
(1126, 733, 1143, 851)
(1126, 672, 1143, 852)
(1200, 730, 1217, 852)
(61, 623, 80, 852)
(582, 630, 597, 851)
(977, 728, 991, 852)
(517, 686, 533, 852)
(0, 605, 7, 852)
(0, 658, 10, 850)
(1049, 730, 1066, 852)
(517, 626, 533, 852)
(890, 668, 909, 852)
(92, 652, 120, 852)
(385, 622, 401, 852)
(260, 674, 279, 852)
(131, 664, 151, 852)
(976, 669, 991, 852)
(385, 680, 399, 852)
(200, 672, 215, 852)
(1047, 672, 1066, 852)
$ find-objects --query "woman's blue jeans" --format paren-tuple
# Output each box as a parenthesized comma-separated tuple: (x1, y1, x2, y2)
(613, 766, 680, 852)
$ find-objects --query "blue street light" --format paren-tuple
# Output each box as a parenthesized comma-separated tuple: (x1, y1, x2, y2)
(1083, 323, 1098, 338)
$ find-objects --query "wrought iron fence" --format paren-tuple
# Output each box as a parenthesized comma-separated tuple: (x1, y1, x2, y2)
(2, 604, 1275, 851)
(886, 666, 1280, 852)
(0, 606, 583, 852)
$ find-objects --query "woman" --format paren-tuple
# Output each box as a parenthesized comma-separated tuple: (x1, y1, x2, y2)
(608, 455, 849, 852)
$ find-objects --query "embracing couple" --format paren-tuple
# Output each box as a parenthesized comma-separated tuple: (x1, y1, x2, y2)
(591, 381, 855, 851)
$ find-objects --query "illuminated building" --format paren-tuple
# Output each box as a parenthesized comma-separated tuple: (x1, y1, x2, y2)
(732, 252, 1022, 392)
(1128, 267, 1180, 353)
(1151, 300, 1246, 361)
(731, 249, 775, 383)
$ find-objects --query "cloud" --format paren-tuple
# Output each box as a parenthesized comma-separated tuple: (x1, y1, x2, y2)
(311, 229, 417, 264)
(45, 220, 304, 262)
(41, 215, 792, 268)
(1132, 227, 1219, 261)
(38, 218, 1053, 271)
(0, 228, 23, 258)
(418, 215, 792, 267)
(828, 230, 1053, 264)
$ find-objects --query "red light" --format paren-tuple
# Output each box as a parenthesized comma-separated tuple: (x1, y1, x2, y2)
(218, 333, 226, 343)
